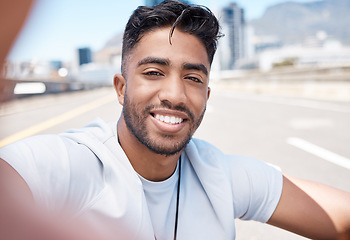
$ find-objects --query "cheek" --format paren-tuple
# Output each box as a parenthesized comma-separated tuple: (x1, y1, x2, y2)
(127, 77, 159, 101)
(189, 88, 209, 113)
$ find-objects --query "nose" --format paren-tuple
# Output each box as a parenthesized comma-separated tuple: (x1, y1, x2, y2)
(158, 74, 186, 106)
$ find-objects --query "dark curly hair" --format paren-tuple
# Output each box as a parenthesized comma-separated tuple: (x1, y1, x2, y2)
(121, 0, 222, 75)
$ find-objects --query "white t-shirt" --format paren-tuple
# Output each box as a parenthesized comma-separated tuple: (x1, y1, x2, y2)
(0, 118, 283, 240)
(138, 160, 181, 240)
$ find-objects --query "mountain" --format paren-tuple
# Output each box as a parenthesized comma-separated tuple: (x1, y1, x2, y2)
(250, 0, 350, 46)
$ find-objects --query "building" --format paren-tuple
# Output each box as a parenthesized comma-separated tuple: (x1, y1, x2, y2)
(219, 3, 245, 70)
(50, 60, 63, 70)
(258, 41, 350, 71)
(78, 47, 92, 66)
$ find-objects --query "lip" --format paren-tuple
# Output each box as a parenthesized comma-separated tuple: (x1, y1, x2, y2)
(149, 109, 189, 134)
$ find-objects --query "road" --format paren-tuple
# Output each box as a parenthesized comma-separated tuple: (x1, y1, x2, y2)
(1, 86, 349, 239)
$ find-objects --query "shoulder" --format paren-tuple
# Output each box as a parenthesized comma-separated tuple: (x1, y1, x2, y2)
(0, 133, 98, 165)
(188, 138, 281, 182)
(0, 134, 69, 161)
(187, 138, 276, 171)
(62, 118, 116, 144)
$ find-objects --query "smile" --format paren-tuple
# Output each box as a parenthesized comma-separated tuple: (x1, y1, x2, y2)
(154, 114, 184, 125)
(149, 109, 189, 133)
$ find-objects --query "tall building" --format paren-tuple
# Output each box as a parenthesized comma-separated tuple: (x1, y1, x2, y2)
(78, 47, 92, 66)
(50, 60, 62, 70)
(219, 3, 245, 70)
(145, 0, 190, 7)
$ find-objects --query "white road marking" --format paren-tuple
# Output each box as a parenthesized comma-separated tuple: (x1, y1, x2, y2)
(287, 137, 350, 170)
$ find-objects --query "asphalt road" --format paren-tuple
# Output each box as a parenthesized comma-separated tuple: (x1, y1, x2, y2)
(1, 86, 349, 239)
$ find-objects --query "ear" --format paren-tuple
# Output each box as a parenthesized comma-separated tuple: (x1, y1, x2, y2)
(207, 86, 211, 101)
(114, 74, 126, 106)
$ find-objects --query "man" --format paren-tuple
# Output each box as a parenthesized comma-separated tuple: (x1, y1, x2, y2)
(1, 1, 350, 239)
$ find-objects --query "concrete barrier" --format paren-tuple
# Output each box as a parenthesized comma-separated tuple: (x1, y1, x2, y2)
(210, 67, 350, 102)
(0, 78, 107, 102)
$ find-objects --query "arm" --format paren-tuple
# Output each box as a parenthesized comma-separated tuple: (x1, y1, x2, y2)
(0, 158, 35, 239)
(0, 158, 113, 240)
(268, 174, 350, 240)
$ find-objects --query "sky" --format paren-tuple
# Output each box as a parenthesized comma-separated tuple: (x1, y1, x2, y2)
(7, 0, 314, 62)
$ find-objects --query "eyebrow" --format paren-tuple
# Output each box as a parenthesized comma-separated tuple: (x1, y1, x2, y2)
(183, 63, 208, 76)
(137, 57, 170, 67)
(136, 57, 208, 76)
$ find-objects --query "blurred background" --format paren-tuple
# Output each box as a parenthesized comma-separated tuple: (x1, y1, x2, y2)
(2, 0, 350, 100)
(1, 0, 349, 239)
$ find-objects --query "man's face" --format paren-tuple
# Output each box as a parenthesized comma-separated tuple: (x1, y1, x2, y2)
(120, 27, 210, 156)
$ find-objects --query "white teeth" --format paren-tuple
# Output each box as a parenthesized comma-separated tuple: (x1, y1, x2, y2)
(155, 114, 183, 124)
(164, 116, 170, 123)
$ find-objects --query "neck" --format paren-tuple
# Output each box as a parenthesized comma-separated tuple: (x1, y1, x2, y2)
(117, 117, 181, 182)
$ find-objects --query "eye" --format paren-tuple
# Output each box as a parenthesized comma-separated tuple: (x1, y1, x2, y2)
(186, 76, 203, 84)
(143, 71, 163, 76)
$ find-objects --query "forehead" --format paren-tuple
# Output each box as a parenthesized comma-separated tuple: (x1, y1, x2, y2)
(126, 27, 210, 72)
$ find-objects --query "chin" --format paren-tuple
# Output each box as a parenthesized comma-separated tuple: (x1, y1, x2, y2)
(145, 136, 190, 156)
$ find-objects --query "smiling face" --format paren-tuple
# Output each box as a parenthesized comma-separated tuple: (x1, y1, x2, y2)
(116, 27, 210, 156)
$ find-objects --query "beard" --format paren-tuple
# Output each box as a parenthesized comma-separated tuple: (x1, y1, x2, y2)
(122, 92, 206, 156)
